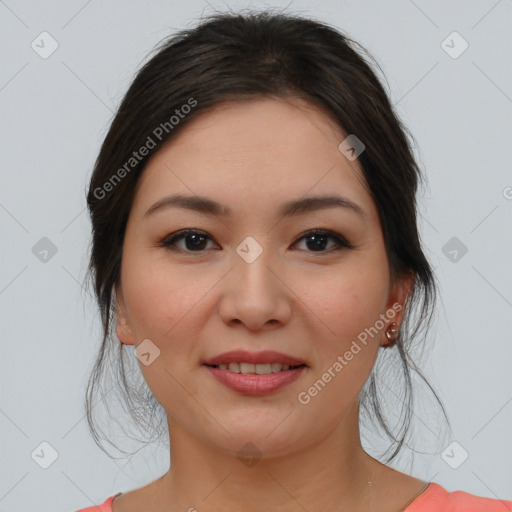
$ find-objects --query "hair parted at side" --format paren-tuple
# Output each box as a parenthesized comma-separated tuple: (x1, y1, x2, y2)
(83, 7, 450, 462)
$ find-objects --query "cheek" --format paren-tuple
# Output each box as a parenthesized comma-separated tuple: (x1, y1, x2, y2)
(297, 254, 388, 400)
(120, 262, 208, 407)
(306, 261, 389, 342)
(122, 256, 210, 339)
(298, 277, 384, 414)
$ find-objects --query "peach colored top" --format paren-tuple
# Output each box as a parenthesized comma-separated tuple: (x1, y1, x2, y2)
(75, 482, 512, 511)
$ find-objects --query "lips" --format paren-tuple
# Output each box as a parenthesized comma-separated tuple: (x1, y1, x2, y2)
(203, 349, 307, 367)
(205, 363, 307, 395)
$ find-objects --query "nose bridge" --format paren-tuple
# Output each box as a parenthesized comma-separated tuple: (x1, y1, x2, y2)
(233, 234, 277, 292)
(219, 233, 291, 328)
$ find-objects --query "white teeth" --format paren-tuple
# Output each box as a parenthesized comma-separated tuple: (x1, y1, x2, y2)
(227, 362, 240, 372)
(216, 362, 294, 374)
(271, 363, 284, 373)
(255, 363, 272, 375)
(239, 362, 255, 374)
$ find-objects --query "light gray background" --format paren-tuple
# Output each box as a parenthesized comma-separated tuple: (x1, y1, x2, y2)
(1, 0, 511, 510)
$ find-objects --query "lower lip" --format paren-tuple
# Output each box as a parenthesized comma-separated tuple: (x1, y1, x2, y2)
(204, 365, 307, 395)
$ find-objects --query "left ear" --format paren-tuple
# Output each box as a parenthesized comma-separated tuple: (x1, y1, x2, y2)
(114, 284, 135, 346)
(382, 272, 414, 343)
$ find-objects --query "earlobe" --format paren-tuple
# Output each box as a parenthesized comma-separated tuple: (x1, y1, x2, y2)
(116, 316, 135, 345)
(382, 273, 414, 348)
(114, 290, 135, 346)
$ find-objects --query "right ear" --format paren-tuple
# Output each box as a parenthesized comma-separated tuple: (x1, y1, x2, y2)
(114, 286, 135, 346)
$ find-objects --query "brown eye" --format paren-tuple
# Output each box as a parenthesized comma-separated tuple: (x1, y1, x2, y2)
(293, 229, 354, 253)
(160, 228, 354, 255)
(161, 229, 218, 252)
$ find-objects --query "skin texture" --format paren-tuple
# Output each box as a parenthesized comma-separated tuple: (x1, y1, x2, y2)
(113, 97, 427, 512)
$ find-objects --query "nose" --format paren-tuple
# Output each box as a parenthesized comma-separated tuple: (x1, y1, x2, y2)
(218, 246, 292, 331)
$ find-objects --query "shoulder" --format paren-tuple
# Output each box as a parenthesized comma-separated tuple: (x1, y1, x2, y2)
(406, 482, 512, 512)
(443, 488, 512, 512)
(74, 495, 115, 512)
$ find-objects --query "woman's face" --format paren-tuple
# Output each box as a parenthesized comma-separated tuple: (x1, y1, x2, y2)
(115, 97, 410, 458)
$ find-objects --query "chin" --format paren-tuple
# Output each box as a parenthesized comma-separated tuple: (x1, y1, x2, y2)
(204, 421, 310, 461)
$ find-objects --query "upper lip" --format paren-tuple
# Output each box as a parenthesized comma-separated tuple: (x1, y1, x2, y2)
(203, 350, 307, 367)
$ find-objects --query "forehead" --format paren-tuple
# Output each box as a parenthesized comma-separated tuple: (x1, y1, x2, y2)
(153, 96, 350, 165)
(132, 97, 372, 219)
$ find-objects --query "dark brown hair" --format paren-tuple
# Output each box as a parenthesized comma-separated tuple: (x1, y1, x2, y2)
(84, 8, 449, 463)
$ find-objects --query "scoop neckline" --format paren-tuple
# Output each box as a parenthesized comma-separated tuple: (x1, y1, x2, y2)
(400, 481, 433, 511)
(111, 482, 434, 510)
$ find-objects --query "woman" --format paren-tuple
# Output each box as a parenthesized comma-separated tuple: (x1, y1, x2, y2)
(76, 9, 511, 512)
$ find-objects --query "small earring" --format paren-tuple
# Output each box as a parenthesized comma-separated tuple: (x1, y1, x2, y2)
(384, 322, 398, 347)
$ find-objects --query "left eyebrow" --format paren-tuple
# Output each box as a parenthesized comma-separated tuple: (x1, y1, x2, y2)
(143, 193, 367, 221)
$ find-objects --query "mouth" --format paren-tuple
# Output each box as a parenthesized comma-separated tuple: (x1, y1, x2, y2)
(203, 362, 308, 395)
(202, 350, 308, 394)
(204, 362, 307, 374)
(202, 349, 308, 368)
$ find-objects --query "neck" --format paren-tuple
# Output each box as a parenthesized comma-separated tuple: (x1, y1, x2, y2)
(155, 401, 387, 512)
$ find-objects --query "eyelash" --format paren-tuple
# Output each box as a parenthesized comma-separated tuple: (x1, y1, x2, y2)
(159, 228, 355, 255)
